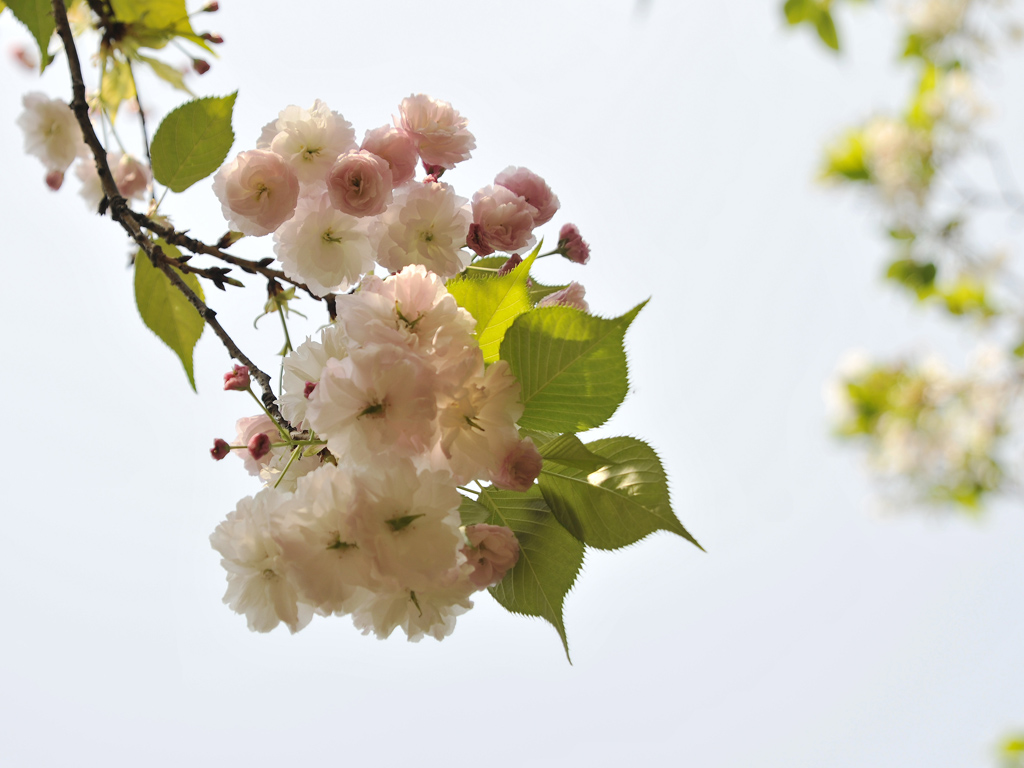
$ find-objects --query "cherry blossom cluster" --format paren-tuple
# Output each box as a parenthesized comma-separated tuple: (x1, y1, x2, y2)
(212, 94, 588, 296)
(210, 265, 540, 640)
(16, 92, 151, 207)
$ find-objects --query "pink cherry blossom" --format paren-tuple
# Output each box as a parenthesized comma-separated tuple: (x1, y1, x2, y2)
(538, 282, 589, 312)
(373, 182, 471, 277)
(491, 438, 543, 492)
(223, 365, 250, 391)
(463, 524, 520, 588)
(361, 126, 419, 187)
(326, 150, 393, 217)
(467, 184, 536, 256)
(494, 166, 560, 225)
(397, 94, 476, 169)
(212, 149, 300, 236)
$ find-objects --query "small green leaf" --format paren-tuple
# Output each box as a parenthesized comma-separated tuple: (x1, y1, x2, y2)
(135, 53, 194, 95)
(458, 494, 490, 526)
(538, 433, 611, 472)
(6, 0, 54, 71)
(783, 0, 816, 23)
(886, 258, 937, 298)
(134, 240, 205, 390)
(539, 436, 702, 551)
(528, 279, 570, 305)
(459, 255, 512, 278)
(501, 301, 646, 433)
(110, 0, 213, 53)
(447, 245, 538, 363)
(815, 10, 840, 50)
(822, 129, 870, 182)
(479, 486, 583, 661)
(150, 93, 236, 192)
(99, 54, 136, 122)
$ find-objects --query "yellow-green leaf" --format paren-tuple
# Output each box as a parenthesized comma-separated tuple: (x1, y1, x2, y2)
(134, 240, 205, 390)
(6, 0, 54, 71)
(99, 54, 136, 122)
(150, 93, 236, 192)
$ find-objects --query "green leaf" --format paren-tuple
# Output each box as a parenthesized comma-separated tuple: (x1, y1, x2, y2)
(150, 93, 236, 192)
(135, 53, 194, 96)
(447, 245, 538, 363)
(822, 129, 870, 182)
(539, 436, 702, 551)
(501, 301, 646, 433)
(99, 54, 136, 122)
(134, 240, 205, 390)
(815, 10, 840, 50)
(783, 0, 816, 23)
(538, 433, 610, 472)
(479, 486, 583, 661)
(886, 258, 936, 298)
(528, 279, 570, 305)
(110, 0, 213, 52)
(6, 0, 54, 71)
(458, 494, 490, 526)
(460, 255, 512, 278)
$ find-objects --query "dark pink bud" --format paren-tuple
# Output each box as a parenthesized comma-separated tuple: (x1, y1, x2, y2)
(422, 162, 445, 181)
(45, 170, 64, 191)
(557, 223, 590, 265)
(303, 381, 317, 399)
(247, 432, 271, 461)
(223, 364, 250, 391)
(210, 438, 230, 460)
(202, 32, 224, 43)
(203, 1, 219, 11)
(192, 58, 211, 75)
(496, 253, 522, 276)
(466, 222, 494, 256)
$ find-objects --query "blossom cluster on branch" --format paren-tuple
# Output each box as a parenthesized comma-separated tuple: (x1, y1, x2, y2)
(10, 0, 697, 659)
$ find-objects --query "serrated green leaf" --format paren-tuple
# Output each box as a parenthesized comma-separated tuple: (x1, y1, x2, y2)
(150, 93, 236, 192)
(99, 54, 136, 122)
(479, 486, 583, 661)
(458, 494, 490, 526)
(6, 0, 54, 71)
(529, 279, 570, 305)
(501, 301, 646, 433)
(460, 255, 512, 278)
(538, 433, 610, 472)
(134, 240, 205, 390)
(540, 436, 701, 551)
(136, 53, 194, 95)
(447, 245, 538, 363)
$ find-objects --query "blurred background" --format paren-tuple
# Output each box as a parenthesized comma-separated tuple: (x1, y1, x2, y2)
(0, 1, 1022, 765)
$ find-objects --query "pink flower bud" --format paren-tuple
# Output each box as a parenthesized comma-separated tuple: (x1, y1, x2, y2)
(538, 282, 589, 312)
(203, 1, 219, 11)
(558, 223, 590, 265)
(491, 438, 543, 492)
(463, 524, 521, 588)
(192, 58, 211, 75)
(303, 381, 317, 399)
(11, 44, 36, 71)
(202, 32, 224, 43)
(361, 126, 419, 187)
(326, 150, 393, 217)
(223, 364, 250, 391)
(112, 154, 150, 200)
(422, 162, 445, 181)
(210, 438, 230, 460)
(247, 432, 271, 461)
(494, 167, 560, 225)
(496, 253, 522, 276)
(45, 169, 64, 191)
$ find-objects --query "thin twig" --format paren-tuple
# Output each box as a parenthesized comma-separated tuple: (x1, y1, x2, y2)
(51, 0, 290, 429)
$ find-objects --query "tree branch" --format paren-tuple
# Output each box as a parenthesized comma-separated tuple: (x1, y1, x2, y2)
(51, 0, 291, 430)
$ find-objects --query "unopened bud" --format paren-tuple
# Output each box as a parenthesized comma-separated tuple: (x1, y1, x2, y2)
(466, 223, 492, 256)
(422, 162, 445, 181)
(203, 1, 219, 11)
(496, 253, 522, 276)
(45, 169, 64, 191)
(247, 432, 271, 461)
(202, 32, 224, 43)
(10, 44, 36, 71)
(192, 58, 211, 75)
(303, 381, 317, 399)
(217, 230, 244, 249)
(210, 438, 230, 460)
(223, 364, 250, 391)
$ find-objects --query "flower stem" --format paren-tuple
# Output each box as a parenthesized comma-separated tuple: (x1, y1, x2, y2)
(273, 445, 302, 489)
